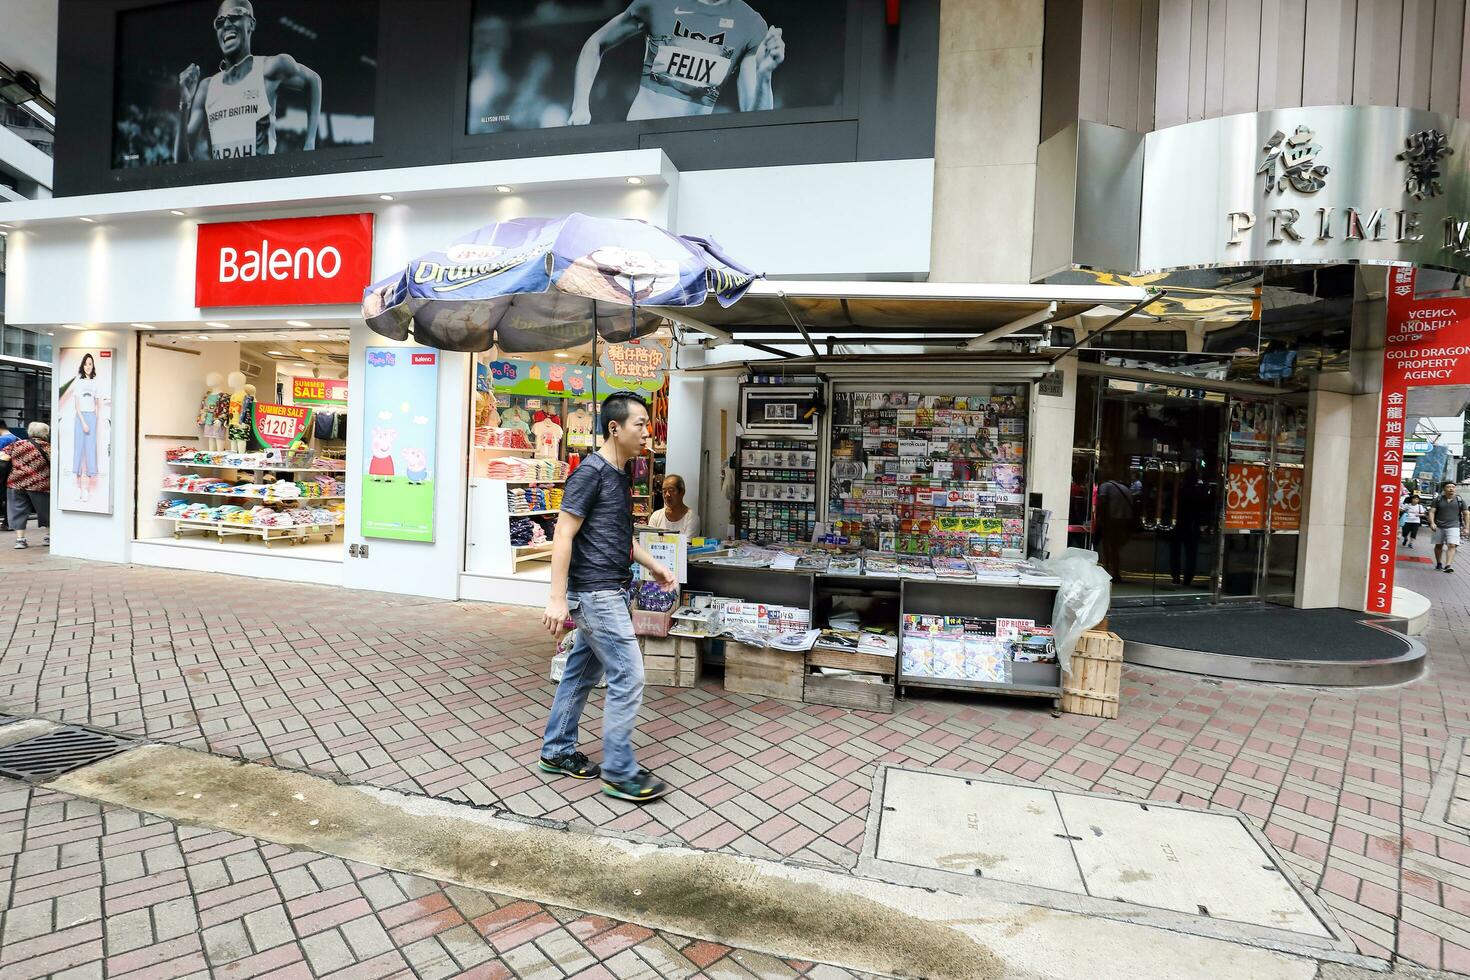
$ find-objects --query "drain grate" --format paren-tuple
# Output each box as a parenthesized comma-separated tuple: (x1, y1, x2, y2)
(0, 727, 137, 781)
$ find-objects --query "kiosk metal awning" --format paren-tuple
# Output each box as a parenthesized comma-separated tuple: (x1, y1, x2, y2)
(650, 280, 1156, 359)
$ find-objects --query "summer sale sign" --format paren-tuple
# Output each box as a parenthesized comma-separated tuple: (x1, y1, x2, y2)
(251, 403, 313, 449)
(361, 347, 439, 543)
(290, 376, 349, 407)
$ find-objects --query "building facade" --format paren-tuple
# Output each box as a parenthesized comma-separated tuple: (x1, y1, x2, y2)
(0, 0, 1460, 617)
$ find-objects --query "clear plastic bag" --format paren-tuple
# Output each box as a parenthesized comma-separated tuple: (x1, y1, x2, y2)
(1036, 548, 1112, 677)
(549, 629, 577, 682)
(549, 629, 606, 688)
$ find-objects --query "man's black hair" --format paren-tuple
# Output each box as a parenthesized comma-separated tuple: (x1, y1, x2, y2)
(1445, 480, 1458, 491)
(601, 390, 650, 438)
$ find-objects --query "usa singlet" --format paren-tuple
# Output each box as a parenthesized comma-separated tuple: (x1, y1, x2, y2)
(639, 0, 766, 108)
(204, 56, 275, 159)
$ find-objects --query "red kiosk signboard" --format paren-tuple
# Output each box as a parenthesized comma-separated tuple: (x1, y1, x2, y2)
(1369, 266, 1470, 613)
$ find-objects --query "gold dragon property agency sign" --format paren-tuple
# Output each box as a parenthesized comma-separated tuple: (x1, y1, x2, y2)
(1138, 105, 1470, 275)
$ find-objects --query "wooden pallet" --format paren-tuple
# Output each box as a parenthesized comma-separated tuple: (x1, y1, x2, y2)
(723, 642, 804, 701)
(641, 635, 700, 688)
(803, 671, 895, 713)
(805, 648, 897, 675)
(1062, 630, 1123, 719)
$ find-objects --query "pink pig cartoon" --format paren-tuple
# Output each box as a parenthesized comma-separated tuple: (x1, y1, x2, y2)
(567, 373, 586, 395)
(402, 448, 430, 485)
(547, 364, 566, 392)
(369, 427, 397, 481)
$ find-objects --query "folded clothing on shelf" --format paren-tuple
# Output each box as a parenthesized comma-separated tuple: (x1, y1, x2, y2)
(475, 427, 533, 450)
(485, 458, 569, 482)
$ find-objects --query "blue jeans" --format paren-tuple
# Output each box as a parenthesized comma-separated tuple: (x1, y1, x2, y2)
(542, 588, 644, 783)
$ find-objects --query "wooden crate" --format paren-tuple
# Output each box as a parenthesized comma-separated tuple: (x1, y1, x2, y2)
(805, 648, 897, 675)
(1061, 630, 1124, 719)
(641, 635, 700, 688)
(723, 642, 805, 701)
(803, 671, 895, 713)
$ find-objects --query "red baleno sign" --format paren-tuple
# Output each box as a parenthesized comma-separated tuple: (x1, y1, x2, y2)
(196, 214, 374, 308)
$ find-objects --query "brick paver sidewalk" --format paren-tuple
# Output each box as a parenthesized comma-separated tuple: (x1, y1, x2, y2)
(0, 547, 1468, 971)
(0, 780, 852, 979)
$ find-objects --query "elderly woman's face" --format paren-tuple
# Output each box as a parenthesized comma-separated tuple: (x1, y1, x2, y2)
(662, 479, 684, 506)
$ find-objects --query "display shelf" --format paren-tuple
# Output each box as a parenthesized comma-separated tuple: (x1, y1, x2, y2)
(160, 489, 346, 501)
(511, 542, 555, 570)
(501, 479, 566, 485)
(167, 461, 343, 474)
(166, 515, 341, 547)
(895, 676, 1061, 699)
(508, 509, 559, 517)
(476, 446, 534, 456)
(687, 563, 1062, 710)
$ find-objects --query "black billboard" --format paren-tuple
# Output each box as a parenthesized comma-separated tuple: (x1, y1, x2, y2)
(111, 0, 378, 169)
(465, 0, 845, 135)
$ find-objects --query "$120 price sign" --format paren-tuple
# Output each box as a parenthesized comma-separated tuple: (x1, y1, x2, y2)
(251, 403, 313, 449)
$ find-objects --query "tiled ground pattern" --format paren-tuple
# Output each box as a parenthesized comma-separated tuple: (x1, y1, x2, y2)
(0, 547, 1467, 970)
(0, 781, 861, 980)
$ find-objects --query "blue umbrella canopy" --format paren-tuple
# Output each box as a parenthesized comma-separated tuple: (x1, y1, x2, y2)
(363, 213, 759, 352)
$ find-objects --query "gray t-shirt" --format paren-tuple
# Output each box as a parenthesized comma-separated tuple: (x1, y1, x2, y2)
(561, 452, 633, 592)
(1431, 493, 1467, 528)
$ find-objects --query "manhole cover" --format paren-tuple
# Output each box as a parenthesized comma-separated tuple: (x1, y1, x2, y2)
(870, 768, 1330, 939)
(0, 727, 136, 781)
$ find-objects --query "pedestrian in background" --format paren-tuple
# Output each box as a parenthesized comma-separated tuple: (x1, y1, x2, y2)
(540, 391, 677, 803)
(1430, 480, 1467, 572)
(1401, 493, 1426, 548)
(2, 422, 51, 550)
(0, 422, 18, 532)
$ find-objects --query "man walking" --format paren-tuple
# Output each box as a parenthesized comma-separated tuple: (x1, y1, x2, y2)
(1429, 480, 1467, 572)
(540, 391, 676, 802)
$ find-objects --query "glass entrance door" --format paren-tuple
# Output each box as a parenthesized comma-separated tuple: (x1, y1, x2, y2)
(1091, 379, 1226, 606)
(1220, 395, 1307, 603)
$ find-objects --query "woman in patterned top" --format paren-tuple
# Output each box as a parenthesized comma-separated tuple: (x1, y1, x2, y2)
(3, 422, 51, 549)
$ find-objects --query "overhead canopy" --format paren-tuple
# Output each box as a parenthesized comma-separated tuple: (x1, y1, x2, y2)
(649, 280, 1156, 350)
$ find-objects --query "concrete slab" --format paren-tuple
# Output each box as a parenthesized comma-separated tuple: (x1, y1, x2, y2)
(876, 768, 1084, 892)
(859, 766, 1357, 963)
(1055, 793, 1330, 938)
(0, 718, 60, 749)
(49, 743, 1346, 980)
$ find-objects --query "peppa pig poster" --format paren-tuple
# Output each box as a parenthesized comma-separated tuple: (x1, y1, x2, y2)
(361, 346, 440, 542)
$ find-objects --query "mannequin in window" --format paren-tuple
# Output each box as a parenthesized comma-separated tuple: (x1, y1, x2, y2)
(229, 380, 257, 453)
(198, 372, 228, 451)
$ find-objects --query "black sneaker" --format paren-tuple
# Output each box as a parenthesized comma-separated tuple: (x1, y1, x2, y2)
(1448, 566, 1457, 573)
(602, 769, 669, 803)
(538, 751, 600, 780)
(1437, 561, 1443, 569)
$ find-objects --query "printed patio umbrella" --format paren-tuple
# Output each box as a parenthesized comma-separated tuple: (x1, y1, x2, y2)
(362, 213, 759, 352)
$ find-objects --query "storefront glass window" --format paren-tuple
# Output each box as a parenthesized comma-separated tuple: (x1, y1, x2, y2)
(465, 336, 673, 580)
(135, 330, 351, 558)
(823, 385, 1029, 557)
(2, 326, 52, 363)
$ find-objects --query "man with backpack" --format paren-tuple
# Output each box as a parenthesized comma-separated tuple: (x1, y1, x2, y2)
(1429, 480, 1467, 572)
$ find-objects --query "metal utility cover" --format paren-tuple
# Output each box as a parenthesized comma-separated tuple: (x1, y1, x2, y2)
(872, 768, 1329, 940)
(0, 726, 136, 781)
(876, 769, 1085, 892)
(1056, 794, 1330, 937)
